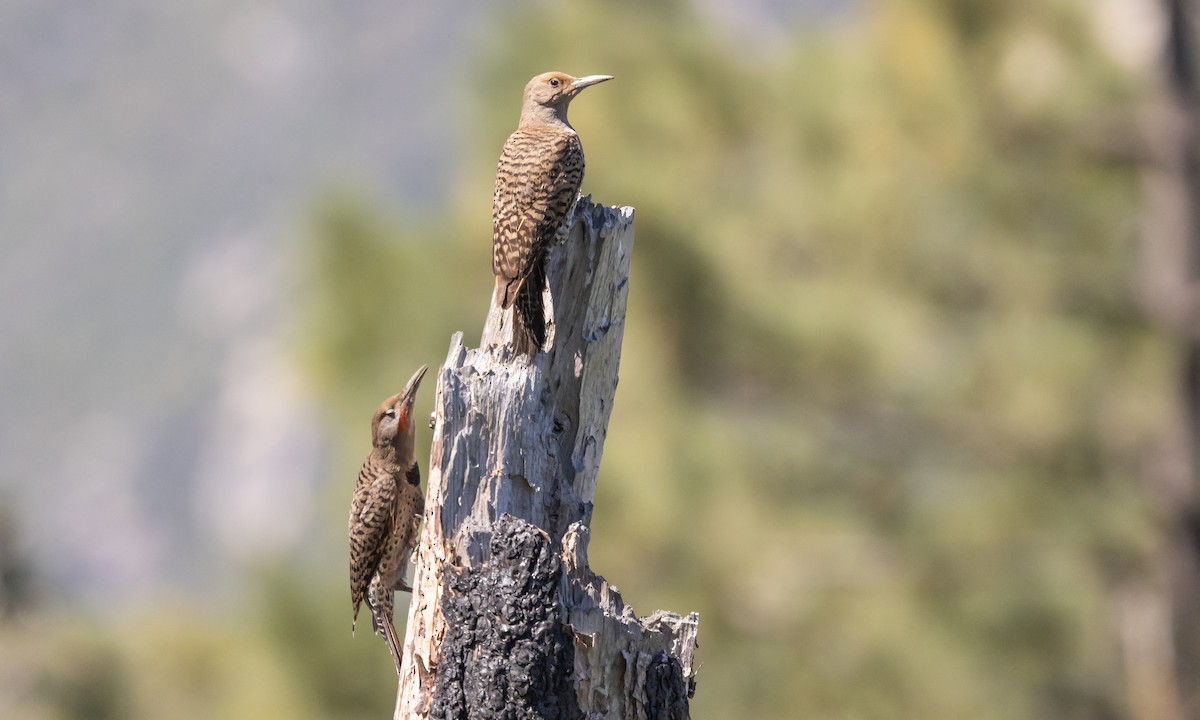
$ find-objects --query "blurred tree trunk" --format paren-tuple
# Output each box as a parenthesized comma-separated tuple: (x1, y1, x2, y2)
(393, 197, 698, 720)
(1130, 2, 1200, 718)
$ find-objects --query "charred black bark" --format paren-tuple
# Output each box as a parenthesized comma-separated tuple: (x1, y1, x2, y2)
(430, 515, 582, 720)
(642, 653, 692, 720)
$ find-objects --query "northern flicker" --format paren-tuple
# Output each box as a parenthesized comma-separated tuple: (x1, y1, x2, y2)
(348, 364, 427, 675)
(492, 71, 613, 354)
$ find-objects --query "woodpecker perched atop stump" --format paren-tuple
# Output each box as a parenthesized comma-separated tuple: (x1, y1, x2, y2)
(492, 71, 613, 354)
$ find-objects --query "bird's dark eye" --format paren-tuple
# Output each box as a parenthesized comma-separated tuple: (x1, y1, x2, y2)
(549, 77, 560, 87)
(383, 409, 397, 419)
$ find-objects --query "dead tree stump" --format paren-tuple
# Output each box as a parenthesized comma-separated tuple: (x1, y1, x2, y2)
(394, 197, 699, 719)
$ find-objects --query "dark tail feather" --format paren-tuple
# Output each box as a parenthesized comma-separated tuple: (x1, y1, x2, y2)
(379, 610, 404, 677)
(512, 263, 546, 354)
(367, 585, 404, 676)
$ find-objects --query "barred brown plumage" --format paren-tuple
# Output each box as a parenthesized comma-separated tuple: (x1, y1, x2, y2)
(492, 71, 612, 354)
(348, 364, 427, 676)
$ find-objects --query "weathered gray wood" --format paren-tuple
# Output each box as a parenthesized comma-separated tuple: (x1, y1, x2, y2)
(394, 197, 698, 719)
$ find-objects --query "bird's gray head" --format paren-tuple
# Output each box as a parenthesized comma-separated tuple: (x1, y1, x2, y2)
(520, 72, 613, 127)
(371, 364, 428, 456)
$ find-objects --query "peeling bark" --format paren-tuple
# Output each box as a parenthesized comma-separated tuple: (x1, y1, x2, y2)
(395, 197, 698, 719)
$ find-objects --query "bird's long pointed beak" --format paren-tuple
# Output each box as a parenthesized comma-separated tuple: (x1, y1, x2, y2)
(568, 74, 613, 92)
(399, 364, 428, 408)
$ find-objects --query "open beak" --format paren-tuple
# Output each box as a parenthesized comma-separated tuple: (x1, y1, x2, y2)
(399, 364, 428, 409)
(568, 74, 614, 94)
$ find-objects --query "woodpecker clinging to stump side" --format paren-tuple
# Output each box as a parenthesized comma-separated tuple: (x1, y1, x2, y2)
(492, 71, 613, 354)
(348, 364, 427, 675)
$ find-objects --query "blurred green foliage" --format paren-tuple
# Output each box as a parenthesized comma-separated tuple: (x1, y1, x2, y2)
(0, 580, 401, 719)
(1, 0, 1169, 718)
